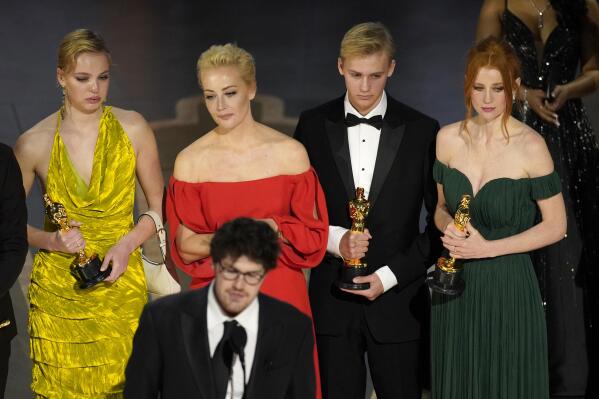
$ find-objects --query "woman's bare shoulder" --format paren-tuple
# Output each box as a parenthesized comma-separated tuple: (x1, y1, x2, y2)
(110, 107, 151, 137)
(264, 127, 310, 174)
(436, 121, 466, 164)
(15, 113, 58, 155)
(172, 131, 216, 181)
(518, 126, 554, 177)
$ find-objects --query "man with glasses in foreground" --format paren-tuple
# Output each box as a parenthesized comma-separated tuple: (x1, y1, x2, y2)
(125, 217, 316, 398)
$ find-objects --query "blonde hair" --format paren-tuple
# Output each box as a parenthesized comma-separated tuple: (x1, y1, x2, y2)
(340, 22, 395, 61)
(57, 29, 111, 72)
(197, 43, 256, 87)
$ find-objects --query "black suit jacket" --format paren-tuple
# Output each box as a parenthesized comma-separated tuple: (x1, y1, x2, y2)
(295, 95, 441, 343)
(0, 143, 27, 344)
(124, 288, 315, 399)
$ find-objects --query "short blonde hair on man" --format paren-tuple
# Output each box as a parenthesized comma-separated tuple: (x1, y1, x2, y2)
(197, 43, 256, 87)
(57, 29, 111, 72)
(339, 22, 395, 61)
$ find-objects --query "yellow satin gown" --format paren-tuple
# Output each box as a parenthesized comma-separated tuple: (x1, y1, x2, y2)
(29, 107, 147, 398)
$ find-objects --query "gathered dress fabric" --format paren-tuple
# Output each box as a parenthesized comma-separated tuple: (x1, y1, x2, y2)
(29, 107, 147, 398)
(503, 5, 599, 395)
(431, 159, 559, 398)
(166, 168, 328, 399)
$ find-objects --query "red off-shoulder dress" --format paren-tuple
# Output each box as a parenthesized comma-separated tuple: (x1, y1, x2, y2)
(166, 167, 328, 398)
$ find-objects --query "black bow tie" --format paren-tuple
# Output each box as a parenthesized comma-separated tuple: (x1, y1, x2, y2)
(345, 113, 384, 130)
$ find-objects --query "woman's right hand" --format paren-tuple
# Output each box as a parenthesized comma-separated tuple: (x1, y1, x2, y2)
(525, 88, 560, 126)
(50, 220, 85, 253)
(440, 221, 467, 254)
(442, 221, 467, 240)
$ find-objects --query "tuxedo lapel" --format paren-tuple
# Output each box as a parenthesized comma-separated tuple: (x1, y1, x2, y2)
(368, 122, 405, 207)
(245, 296, 282, 397)
(325, 99, 355, 200)
(180, 290, 215, 399)
(368, 99, 406, 207)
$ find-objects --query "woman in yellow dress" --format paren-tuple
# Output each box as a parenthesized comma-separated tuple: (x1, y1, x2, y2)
(14, 29, 164, 397)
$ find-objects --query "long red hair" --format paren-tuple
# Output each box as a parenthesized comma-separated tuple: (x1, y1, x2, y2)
(463, 36, 521, 139)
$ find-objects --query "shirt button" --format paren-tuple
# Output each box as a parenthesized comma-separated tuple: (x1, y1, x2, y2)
(362, 139, 366, 142)
(361, 168, 365, 171)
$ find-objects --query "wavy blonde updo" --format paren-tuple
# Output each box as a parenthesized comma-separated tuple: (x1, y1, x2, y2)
(197, 43, 256, 88)
(57, 29, 111, 72)
(339, 22, 395, 61)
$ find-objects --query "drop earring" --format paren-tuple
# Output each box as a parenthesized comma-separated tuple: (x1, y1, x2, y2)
(60, 86, 66, 119)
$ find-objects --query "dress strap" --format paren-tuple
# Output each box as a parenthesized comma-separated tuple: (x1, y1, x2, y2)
(55, 107, 64, 136)
(504, 0, 508, 12)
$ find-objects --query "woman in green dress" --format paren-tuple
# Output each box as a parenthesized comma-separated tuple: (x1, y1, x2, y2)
(431, 36, 567, 398)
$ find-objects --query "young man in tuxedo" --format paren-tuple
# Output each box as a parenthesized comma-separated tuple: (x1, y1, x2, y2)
(0, 143, 28, 397)
(125, 218, 315, 399)
(294, 22, 441, 399)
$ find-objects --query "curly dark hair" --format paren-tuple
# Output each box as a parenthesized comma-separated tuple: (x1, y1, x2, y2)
(210, 217, 280, 272)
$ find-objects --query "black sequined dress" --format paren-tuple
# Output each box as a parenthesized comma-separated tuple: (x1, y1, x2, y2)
(503, 6, 599, 398)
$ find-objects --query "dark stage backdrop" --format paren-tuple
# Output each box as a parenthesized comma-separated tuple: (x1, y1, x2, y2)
(1, 0, 598, 227)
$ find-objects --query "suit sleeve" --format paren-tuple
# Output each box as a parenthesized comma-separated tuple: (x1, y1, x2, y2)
(387, 121, 442, 289)
(287, 317, 316, 399)
(125, 306, 162, 398)
(0, 146, 28, 297)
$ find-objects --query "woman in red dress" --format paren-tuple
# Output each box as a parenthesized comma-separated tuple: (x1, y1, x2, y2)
(166, 43, 328, 398)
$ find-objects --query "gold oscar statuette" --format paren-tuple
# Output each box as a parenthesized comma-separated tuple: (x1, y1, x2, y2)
(427, 194, 471, 295)
(43, 194, 111, 289)
(336, 187, 371, 290)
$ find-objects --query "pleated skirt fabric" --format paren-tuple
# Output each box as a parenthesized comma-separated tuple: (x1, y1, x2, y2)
(431, 254, 549, 399)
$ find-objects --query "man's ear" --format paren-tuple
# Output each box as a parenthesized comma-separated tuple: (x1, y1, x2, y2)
(387, 59, 396, 77)
(337, 57, 344, 76)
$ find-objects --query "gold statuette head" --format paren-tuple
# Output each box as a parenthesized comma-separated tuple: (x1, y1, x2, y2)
(43, 194, 70, 231)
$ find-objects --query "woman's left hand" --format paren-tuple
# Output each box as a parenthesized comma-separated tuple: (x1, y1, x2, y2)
(101, 241, 132, 283)
(546, 85, 570, 113)
(441, 222, 494, 259)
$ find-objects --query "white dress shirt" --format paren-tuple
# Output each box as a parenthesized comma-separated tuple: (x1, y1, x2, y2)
(207, 283, 259, 399)
(327, 91, 398, 292)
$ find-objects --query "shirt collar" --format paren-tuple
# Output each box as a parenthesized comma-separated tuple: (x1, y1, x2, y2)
(344, 91, 387, 119)
(207, 282, 259, 333)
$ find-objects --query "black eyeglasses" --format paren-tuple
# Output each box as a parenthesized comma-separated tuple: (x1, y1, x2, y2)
(216, 263, 265, 285)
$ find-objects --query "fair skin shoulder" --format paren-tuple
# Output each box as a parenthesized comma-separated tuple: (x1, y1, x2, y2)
(173, 64, 313, 264)
(14, 51, 163, 283)
(174, 124, 309, 183)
